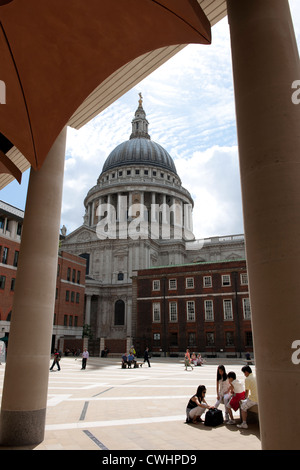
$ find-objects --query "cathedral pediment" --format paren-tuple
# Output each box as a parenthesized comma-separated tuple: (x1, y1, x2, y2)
(63, 225, 96, 244)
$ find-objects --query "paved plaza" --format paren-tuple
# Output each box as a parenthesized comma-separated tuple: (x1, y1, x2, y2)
(0, 356, 260, 451)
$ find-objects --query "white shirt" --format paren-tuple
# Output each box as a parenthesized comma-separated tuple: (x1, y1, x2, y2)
(218, 378, 230, 395)
(232, 379, 244, 394)
(82, 350, 89, 358)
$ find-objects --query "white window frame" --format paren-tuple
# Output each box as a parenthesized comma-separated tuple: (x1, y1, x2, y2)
(152, 302, 161, 322)
(204, 299, 214, 321)
(186, 277, 194, 289)
(186, 300, 195, 321)
(222, 274, 231, 286)
(169, 301, 178, 322)
(152, 279, 160, 291)
(203, 276, 212, 288)
(242, 298, 251, 320)
(169, 278, 177, 290)
(240, 273, 248, 285)
(223, 299, 233, 320)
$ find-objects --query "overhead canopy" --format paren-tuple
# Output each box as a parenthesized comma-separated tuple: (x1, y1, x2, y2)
(0, 0, 211, 185)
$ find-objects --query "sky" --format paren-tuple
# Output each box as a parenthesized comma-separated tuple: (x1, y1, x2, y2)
(1, 1, 300, 240)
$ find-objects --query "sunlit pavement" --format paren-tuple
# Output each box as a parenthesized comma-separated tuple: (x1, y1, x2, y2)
(0, 356, 260, 451)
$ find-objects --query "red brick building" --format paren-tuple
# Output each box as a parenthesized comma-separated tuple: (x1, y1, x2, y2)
(133, 259, 252, 357)
(0, 201, 86, 353)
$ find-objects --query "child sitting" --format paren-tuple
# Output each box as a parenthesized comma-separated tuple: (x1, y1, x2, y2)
(225, 371, 245, 424)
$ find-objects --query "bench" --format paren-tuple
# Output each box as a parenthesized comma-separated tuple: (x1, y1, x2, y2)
(243, 359, 255, 365)
(121, 361, 143, 369)
(239, 404, 259, 424)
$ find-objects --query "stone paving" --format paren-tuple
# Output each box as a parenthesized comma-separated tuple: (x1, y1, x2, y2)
(0, 356, 260, 451)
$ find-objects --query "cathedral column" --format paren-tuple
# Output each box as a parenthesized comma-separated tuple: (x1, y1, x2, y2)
(227, 0, 300, 449)
(0, 127, 67, 446)
(151, 192, 156, 222)
(85, 294, 92, 325)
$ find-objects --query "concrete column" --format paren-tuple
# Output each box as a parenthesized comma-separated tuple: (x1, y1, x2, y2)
(0, 127, 67, 446)
(227, 0, 300, 449)
(85, 294, 91, 325)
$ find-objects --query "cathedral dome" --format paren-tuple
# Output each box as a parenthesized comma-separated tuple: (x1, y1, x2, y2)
(101, 138, 178, 175)
(100, 94, 178, 176)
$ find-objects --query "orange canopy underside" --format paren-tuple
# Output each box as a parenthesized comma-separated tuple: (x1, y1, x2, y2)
(0, 0, 211, 178)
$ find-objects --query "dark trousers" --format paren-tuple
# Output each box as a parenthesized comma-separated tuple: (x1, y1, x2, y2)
(82, 357, 87, 369)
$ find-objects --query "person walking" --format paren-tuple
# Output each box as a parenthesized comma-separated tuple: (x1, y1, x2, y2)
(184, 348, 193, 370)
(143, 347, 151, 367)
(50, 348, 61, 371)
(81, 347, 89, 369)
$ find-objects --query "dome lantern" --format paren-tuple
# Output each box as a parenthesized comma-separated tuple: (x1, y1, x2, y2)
(129, 93, 150, 140)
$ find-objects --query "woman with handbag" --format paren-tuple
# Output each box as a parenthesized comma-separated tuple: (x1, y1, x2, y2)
(186, 385, 214, 424)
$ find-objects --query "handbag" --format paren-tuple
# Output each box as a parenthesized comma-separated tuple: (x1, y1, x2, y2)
(204, 408, 223, 427)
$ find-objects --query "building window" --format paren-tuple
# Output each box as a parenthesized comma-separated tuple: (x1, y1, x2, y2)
(67, 267, 71, 281)
(65, 290, 70, 302)
(153, 333, 160, 346)
(79, 253, 90, 275)
(64, 315, 68, 326)
(186, 277, 194, 289)
(76, 292, 80, 303)
(74, 316, 78, 327)
(243, 298, 251, 319)
(127, 170, 131, 175)
(169, 301, 178, 322)
(240, 273, 248, 285)
(114, 299, 125, 325)
(0, 275, 6, 289)
(225, 331, 235, 346)
(206, 332, 215, 346)
(187, 301, 195, 321)
(152, 280, 160, 291)
(13, 251, 19, 267)
(17, 222, 22, 236)
(223, 299, 233, 320)
(152, 302, 161, 322)
(169, 278, 177, 290)
(69, 316, 73, 326)
(203, 276, 212, 288)
(170, 332, 178, 346)
(222, 274, 231, 286)
(72, 269, 76, 283)
(2, 247, 8, 264)
(188, 332, 196, 347)
(245, 331, 253, 347)
(117, 272, 124, 281)
(71, 291, 75, 303)
(204, 300, 214, 321)
(77, 271, 81, 284)
(10, 278, 15, 291)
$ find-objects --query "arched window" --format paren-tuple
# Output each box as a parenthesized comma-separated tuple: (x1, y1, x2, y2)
(114, 299, 125, 326)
